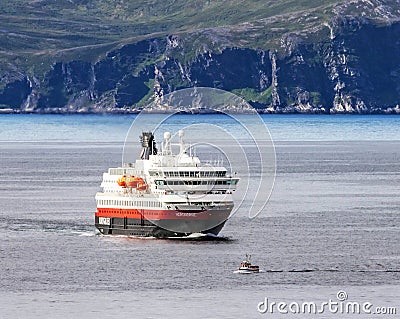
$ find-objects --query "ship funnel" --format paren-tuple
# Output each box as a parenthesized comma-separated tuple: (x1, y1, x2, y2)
(139, 132, 157, 160)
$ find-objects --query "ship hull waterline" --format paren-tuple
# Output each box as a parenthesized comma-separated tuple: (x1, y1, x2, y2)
(95, 207, 232, 238)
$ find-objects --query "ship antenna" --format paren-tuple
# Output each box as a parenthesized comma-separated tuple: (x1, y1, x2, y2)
(178, 130, 185, 154)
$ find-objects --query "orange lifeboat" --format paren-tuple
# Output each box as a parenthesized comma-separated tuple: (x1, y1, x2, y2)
(135, 177, 147, 191)
(117, 175, 126, 187)
(136, 183, 147, 191)
(126, 176, 141, 188)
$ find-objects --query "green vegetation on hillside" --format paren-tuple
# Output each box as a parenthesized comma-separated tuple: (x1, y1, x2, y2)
(0, 0, 341, 63)
(232, 87, 273, 105)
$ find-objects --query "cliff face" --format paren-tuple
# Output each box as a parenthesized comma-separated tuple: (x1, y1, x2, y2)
(1, 0, 400, 113)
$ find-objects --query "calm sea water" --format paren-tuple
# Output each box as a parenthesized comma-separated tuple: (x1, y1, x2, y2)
(0, 114, 399, 318)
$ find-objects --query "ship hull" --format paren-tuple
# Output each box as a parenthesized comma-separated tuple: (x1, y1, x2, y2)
(95, 216, 226, 238)
(94, 206, 232, 238)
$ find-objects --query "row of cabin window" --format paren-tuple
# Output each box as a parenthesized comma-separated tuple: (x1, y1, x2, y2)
(155, 180, 237, 186)
(98, 199, 162, 208)
(109, 169, 126, 175)
(109, 169, 139, 175)
(103, 179, 118, 183)
(150, 171, 226, 177)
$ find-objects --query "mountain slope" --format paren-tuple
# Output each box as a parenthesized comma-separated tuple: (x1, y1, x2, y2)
(1, 0, 400, 113)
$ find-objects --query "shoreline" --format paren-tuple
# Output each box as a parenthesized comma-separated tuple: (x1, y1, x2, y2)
(1, 109, 400, 115)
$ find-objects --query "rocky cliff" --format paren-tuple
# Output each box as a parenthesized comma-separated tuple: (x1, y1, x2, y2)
(1, 0, 400, 114)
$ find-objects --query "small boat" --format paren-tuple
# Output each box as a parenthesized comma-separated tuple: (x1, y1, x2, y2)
(235, 254, 260, 274)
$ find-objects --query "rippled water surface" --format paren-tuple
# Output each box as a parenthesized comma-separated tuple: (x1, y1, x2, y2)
(0, 114, 399, 318)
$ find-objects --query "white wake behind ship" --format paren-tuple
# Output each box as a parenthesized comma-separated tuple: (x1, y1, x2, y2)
(95, 130, 239, 238)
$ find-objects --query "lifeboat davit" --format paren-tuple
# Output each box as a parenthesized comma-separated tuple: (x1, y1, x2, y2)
(117, 175, 126, 187)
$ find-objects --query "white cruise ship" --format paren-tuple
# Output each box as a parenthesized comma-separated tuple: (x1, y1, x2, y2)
(95, 130, 239, 238)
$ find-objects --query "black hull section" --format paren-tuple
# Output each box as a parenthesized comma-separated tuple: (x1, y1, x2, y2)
(95, 216, 226, 238)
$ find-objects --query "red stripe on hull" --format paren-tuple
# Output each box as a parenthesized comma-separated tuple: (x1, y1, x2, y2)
(95, 207, 231, 221)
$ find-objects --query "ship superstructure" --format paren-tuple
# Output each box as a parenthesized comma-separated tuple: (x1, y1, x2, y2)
(95, 130, 239, 237)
